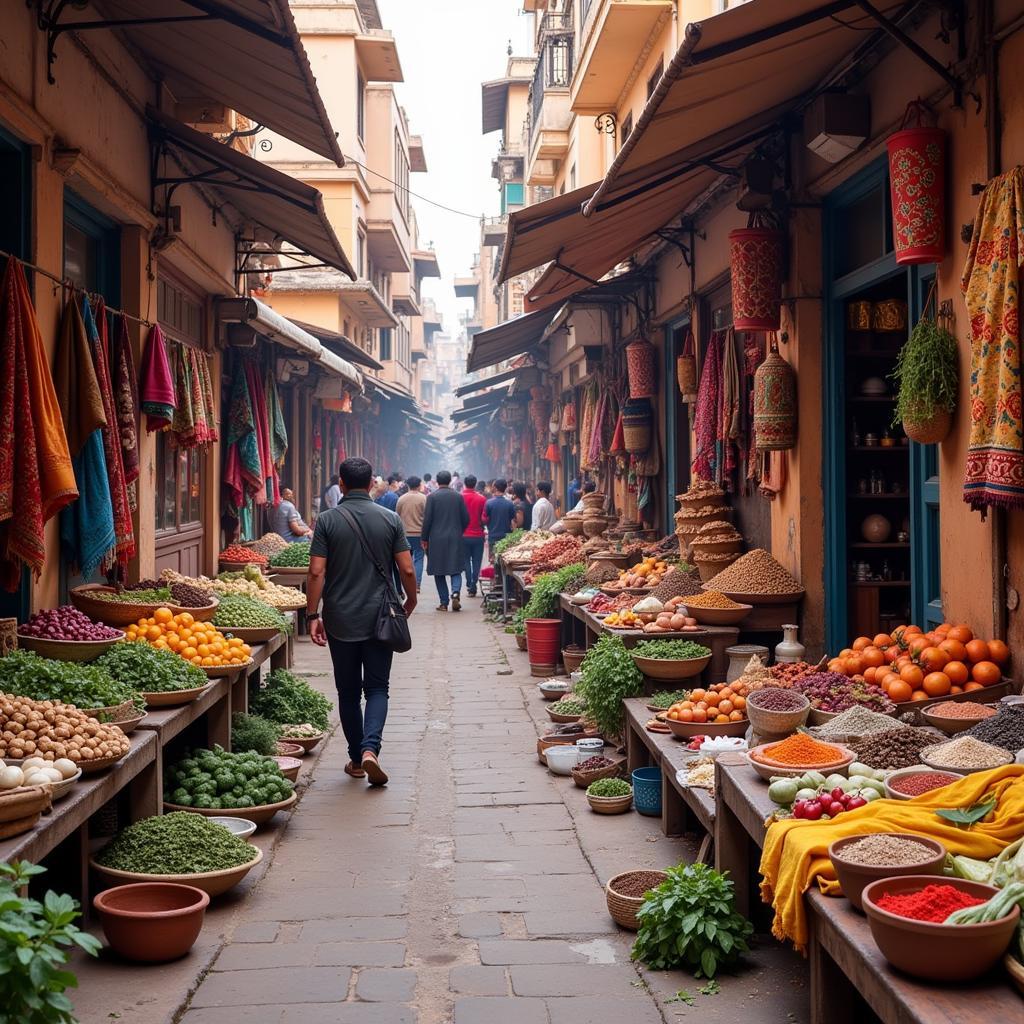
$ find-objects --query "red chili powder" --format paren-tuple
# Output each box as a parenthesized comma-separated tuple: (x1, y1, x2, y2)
(889, 771, 961, 796)
(875, 884, 985, 923)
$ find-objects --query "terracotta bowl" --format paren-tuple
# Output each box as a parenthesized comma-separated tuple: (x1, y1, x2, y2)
(883, 766, 964, 801)
(745, 742, 854, 780)
(276, 741, 304, 757)
(277, 731, 325, 754)
(631, 653, 711, 681)
(828, 834, 946, 911)
(861, 876, 1018, 981)
(272, 755, 302, 782)
(662, 715, 749, 739)
(93, 882, 209, 962)
(91, 846, 263, 898)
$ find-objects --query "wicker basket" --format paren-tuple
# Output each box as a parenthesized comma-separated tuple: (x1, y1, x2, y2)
(622, 421, 651, 454)
(588, 792, 633, 815)
(561, 647, 586, 674)
(572, 757, 625, 789)
(903, 410, 952, 445)
(1005, 954, 1024, 997)
(18, 632, 125, 662)
(70, 584, 218, 626)
(694, 553, 740, 582)
(605, 870, 669, 930)
(84, 699, 139, 724)
(745, 693, 811, 736)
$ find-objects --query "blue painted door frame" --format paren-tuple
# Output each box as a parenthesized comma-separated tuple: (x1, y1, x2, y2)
(822, 160, 942, 650)
(663, 314, 691, 533)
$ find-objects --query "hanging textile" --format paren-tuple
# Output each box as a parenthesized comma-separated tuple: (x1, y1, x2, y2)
(247, 361, 275, 506)
(266, 369, 288, 470)
(56, 295, 115, 578)
(0, 260, 77, 588)
(579, 382, 599, 471)
(719, 327, 741, 484)
(92, 301, 135, 570)
(194, 347, 219, 447)
(139, 324, 176, 431)
(111, 315, 140, 509)
(170, 345, 217, 449)
(223, 358, 263, 510)
(633, 419, 661, 520)
(961, 166, 1024, 512)
(692, 330, 724, 481)
(587, 386, 608, 466)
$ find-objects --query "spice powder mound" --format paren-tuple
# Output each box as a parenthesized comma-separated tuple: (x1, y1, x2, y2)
(875, 884, 985, 923)
(758, 733, 844, 766)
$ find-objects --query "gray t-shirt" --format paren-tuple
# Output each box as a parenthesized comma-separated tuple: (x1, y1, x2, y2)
(310, 491, 410, 642)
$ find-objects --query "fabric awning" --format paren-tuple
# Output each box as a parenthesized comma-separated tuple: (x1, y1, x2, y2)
(96, 1, 342, 163)
(452, 402, 504, 425)
(289, 319, 383, 371)
(466, 308, 559, 372)
(498, 0, 907, 311)
(149, 109, 355, 278)
(367, 376, 416, 407)
(481, 77, 514, 134)
(455, 365, 539, 397)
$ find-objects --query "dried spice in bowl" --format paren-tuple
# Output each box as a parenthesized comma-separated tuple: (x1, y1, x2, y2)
(757, 733, 845, 766)
(838, 835, 941, 868)
(874, 884, 986, 923)
(851, 727, 944, 770)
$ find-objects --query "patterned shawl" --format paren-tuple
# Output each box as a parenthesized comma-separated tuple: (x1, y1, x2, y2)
(139, 324, 176, 431)
(961, 166, 1024, 512)
(0, 261, 77, 588)
(111, 315, 140, 506)
(247, 361, 274, 506)
(266, 368, 288, 468)
(223, 358, 264, 509)
(692, 329, 724, 482)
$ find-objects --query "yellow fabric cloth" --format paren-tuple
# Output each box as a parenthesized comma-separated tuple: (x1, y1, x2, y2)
(759, 765, 1024, 952)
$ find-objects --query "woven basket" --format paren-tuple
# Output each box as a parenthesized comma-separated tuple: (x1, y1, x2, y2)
(676, 353, 697, 398)
(572, 757, 625, 789)
(605, 870, 669, 930)
(622, 421, 651, 454)
(626, 339, 657, 398)
(85, 700, 138, 724)
(588, 792, 633, 815)
(689, 537, 744, 556)
(745, 693, 810, 735)
(561, 648, 585, 674)
(903, 410, 952, 445)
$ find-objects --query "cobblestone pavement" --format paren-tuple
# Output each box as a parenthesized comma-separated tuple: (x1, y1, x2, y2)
(92, 600, 807, 1024)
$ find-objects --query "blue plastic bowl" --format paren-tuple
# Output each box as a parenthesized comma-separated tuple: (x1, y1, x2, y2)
(631, 766, 662, 816)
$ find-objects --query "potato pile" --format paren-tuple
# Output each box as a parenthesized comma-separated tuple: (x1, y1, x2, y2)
(605, 557, 671, 591)
(0, 693, 129, 764)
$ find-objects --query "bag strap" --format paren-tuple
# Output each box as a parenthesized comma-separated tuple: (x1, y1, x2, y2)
(338, 505, 396, 594)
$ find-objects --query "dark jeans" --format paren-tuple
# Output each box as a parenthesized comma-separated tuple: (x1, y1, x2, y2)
(408, 535, 424, 587)
(326, 635, 394, 763)
(434, 573, 462, 606)
(463, 536, 484, 593)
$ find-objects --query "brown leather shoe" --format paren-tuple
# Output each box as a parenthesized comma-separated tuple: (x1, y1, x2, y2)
(361, 751, 389, 787)
(344, 761, 366, 779)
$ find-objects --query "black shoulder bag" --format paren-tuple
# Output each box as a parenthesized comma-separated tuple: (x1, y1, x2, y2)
(338, 506, 412, 653)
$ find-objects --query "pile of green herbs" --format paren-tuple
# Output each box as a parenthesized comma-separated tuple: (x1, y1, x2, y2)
(587, 777, 631, 798)
(491, 529, 525, 560)
(164, 746, 293, 809)
(231, 712, 282, 755)
(250, 669, 331, 731)
(90, 587, 171, 604)
(96, 811, 256, 874)
(95, 641, 206, 693)
(522, 563, 586, 620)
(575, 633, 643, 738)
(633, 639, 711, 661)
(213, 594, 293, 633)
(269, 542, 311, 568)
(0, 650, 143, 711)
(648, 689, 692, 709)
(890, 314, 958, 426)
(632, 862, 753, 977)
(549, 696, 587, 717)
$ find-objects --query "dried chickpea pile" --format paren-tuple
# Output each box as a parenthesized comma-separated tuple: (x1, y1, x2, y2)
(0, 693, 129, 763)
(163, 569, 303, 609)
(683, 591, 744, 610)
(705, 549, 803, 594)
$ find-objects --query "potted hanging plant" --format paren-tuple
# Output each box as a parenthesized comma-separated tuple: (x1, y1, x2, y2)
(890, 301, 958, 444)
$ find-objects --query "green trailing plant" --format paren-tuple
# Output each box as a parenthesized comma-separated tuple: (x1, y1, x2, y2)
(250, 669, 332, 731)
(230, 712, 281, 755)
(890, 310, 958, 428)
(574, 633, 643, 738)
(0, 861, 100, 1024)
(491, 529, 525, 560)
(631, 863, 753, 977)
(522, 563, 587, 620)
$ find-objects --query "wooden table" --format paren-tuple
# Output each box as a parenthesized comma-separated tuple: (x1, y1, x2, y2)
(623, 698, 715, 849)
(560, 597, 739, 683)
(711, 755, 1020, 1023)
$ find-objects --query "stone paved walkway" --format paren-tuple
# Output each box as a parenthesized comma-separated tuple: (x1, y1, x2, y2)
(83, 599, 808, 1023)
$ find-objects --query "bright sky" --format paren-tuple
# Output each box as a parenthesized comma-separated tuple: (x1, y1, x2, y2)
(375, 0, 533, 337)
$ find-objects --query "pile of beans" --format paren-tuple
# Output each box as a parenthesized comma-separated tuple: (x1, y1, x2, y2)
(920, 736, 1013, 770)
(682, 591, 744, 610)
(814, 706, 900, 738)
(219, 544, 268, 566)
(964, 705, 1024, 752)
(612, 871, 667, 898)
(928, 701, 997, 720)
(888, 771, 962, 797)
(247, 533, 289, 558)
(704, 549, 803, 594)
(18, 606, 121, 641)
(851, 727, 945, 770)
(747, 687, 807, 712)
(839, 835, 939, 867)
(575, 756, 615, 772)
(168, 581, 213, 608)
(124, 579, 164, 591)
(650, 568, 703, 601)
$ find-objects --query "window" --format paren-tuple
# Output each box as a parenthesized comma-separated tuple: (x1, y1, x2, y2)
(502, 182, 524, 213)
(355, 225, 367, 278)
(356, 70, 366, 141)
(63, 192, 120, 298)
(620, 112, 633, 149)
(379, 327, 392, 361)
(646, 57, 664, 100)
(569, 163, 576, 190)
(394, 129, 410, 219)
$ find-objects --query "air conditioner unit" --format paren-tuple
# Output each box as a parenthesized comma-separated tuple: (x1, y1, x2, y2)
(276, 357, 309, 382)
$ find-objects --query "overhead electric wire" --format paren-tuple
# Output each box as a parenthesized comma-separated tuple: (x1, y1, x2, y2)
(343, 155, 483, 220)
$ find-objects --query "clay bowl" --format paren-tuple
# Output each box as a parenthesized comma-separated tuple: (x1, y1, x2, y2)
(828, 834, 946, 911)
(164, 791, 297, 827)
(920, 742, 1013, 776)
(746, 742, 855, 781)
(861, 876, 1018, 981)
(202, 659, 255, 678)
(563, 517, 585, 536)
(272, 755, 302, 782)
(111, 711, 148, 734)
(141, 682, 215, 708)
(94, 882, 209, 962)
(683, 603, 752, 627)
(883, 766, 964, 801)
(17, 631, 125, 662)
(91, 846, 262, 898)
(631, 653, 711, 681)
(919, 704, 999, 736)
(277, 731, 325, 754)
(663, 715, 748, 739)
(711, 587, 805, 606)
(276, 741, 304, 757)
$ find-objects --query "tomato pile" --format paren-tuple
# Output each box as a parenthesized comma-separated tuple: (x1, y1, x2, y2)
(827, 622, 1009, 703)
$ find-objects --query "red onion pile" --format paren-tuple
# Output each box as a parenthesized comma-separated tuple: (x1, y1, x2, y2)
(18, 606, 121, 641)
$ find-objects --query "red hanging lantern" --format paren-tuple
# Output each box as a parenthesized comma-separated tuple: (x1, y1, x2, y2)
(729, 227, 784, 331)
(625, 338, 657, 398)
(887, 107, 946, 265)
(544, 441, 560, 463)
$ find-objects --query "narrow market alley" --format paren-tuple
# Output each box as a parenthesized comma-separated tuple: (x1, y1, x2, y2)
(72, 607, 806, 1024)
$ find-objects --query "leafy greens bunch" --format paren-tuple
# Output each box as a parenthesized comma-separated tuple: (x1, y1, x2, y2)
(574, 633, 643, 738)
(95, 641, 206, 694)
(231, 712, 282, 755)
(522, 563, 586, 620)
(0, 650, 142, 712)
(491, 529, 524, 560)
(250, 669, 331, 731)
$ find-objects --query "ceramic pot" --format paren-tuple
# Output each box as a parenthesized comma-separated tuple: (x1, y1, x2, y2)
(725, 644, 769, 683)
(94, 883, 209, 962)
(774, 624, 806, 664)
(861, 514, 892, 543)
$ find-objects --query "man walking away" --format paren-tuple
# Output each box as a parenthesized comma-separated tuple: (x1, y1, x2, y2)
(376, 475, 399, 511)
(461, 475, 486, 597)
(307, 458, 416, 787)
(532, 480, 557, 531)
(273, 487, 313, 541)
(421, 470, 469, 611)
(396, 476, 426, 591)
(511, 481, 533, 531)
(482, 478, 516, 561)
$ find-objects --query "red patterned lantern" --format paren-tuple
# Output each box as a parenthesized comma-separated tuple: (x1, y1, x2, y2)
(625, 338, 657, 398)
(887, 125, 946, 264)
(729, 228, 784, 331)
(753, 348, 797, 451)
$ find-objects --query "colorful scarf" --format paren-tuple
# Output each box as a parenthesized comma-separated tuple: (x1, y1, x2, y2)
(91, 301, 135, 569)
(961, 166, 1024, 512)
(266, 368, 288, 468)
(139, 324, 176, 431)
(719, 327, 741, 484)
(189, 347, 218, 448)
(692, 329, 724, 481)
(111, 315, 140, 507)
(56, 295, 115, 578)
(0, 261, 77, 588)
(223, 358, 263, 510)
(247, 361, 274, 506)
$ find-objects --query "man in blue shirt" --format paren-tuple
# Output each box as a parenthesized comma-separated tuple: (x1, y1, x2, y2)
(376, 475, 399, 511)
(482, 478, 516, 561)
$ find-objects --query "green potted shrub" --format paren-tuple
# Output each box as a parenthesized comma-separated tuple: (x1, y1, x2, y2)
(890, 307, 958, 444)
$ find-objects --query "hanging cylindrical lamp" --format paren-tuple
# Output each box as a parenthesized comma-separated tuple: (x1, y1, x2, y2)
(729, 226, 784, 331)
(887, 103, 946, 264)
(625, 338, 657, 398)
(753, 345, 797, 451)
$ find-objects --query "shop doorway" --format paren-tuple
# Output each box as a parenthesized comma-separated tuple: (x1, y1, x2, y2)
(823, 160, 943, 649)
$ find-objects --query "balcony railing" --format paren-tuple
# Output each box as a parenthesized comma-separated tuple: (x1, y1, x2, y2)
(528, 33, 574, 150)
(539, 9, 571, 38)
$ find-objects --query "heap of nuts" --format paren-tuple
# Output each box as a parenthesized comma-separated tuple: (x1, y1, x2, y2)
(704, 549, 804, 595)
(0, 693, 130, 764)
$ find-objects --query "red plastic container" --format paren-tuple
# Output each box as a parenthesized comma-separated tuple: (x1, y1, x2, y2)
(729, 228, 784, 331)
(887, 126, 946, 264)
(525, 618, 561, 666)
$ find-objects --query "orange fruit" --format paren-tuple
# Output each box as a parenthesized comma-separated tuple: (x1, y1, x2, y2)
(718, 699, 734, 715)
(864, 667, 878, 684)
(852, 636, 871, 651)
(987, 639, 1010, 665)
(887, 680, 913, 703)
(950, 685, 963, 694)
(944, 660, 969, 686)
(690, 689, 706, 702)
(922, 671, 951, 697)
(884, 647, 899, 664)
(910, 690, 929, 702)
(691, 708, 707, 723)
(899, 665, 924, 689)
(971, 660, 1001, 686)
(919, 647, 950, 672)
(828, 658, 846, 674)
(938, 639, 967, 662)
(678, 708, 693, 722)
(964, 681, 985, 691)
(908, 637, 929, 656)
(965, 639, 990, 663)
(146, 625, 162, 642)
(729, 710, 743, 721)
(154, 607, 173, 624)
(947, 624, 974, 644)
(704, 692, 721, 707)
(873, 633, 892, 648)
(861, 647, 885, 668)
(732, 695, 745, 709)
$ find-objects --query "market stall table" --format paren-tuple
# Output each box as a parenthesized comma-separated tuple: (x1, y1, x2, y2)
(138, 676, 233, 751)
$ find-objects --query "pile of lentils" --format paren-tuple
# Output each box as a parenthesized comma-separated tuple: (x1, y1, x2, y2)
(838, 834, 939, 867)
(746, 687, 808, 712)
(650, 566, 703, 602)
(920, 735, 1013, 771)
(704, 548, 803, 595)
(851, 727, 946, 770)
(813, 706, 900, 739)
(611, 870, 667, 898)
(964, 704, 1024, 753)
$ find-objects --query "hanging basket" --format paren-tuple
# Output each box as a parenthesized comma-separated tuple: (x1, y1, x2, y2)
(676, 353, 697, 399)
(622, 398, 652, 454)
(625, 339, 657, 399)
(528, 398, 550, 436)
(729, 228, 784, 331)
(903, 409, 952, 445)
(887, 125, 946, 265)
(560, 401, 577, 432)
(753, 348, 797, 451)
